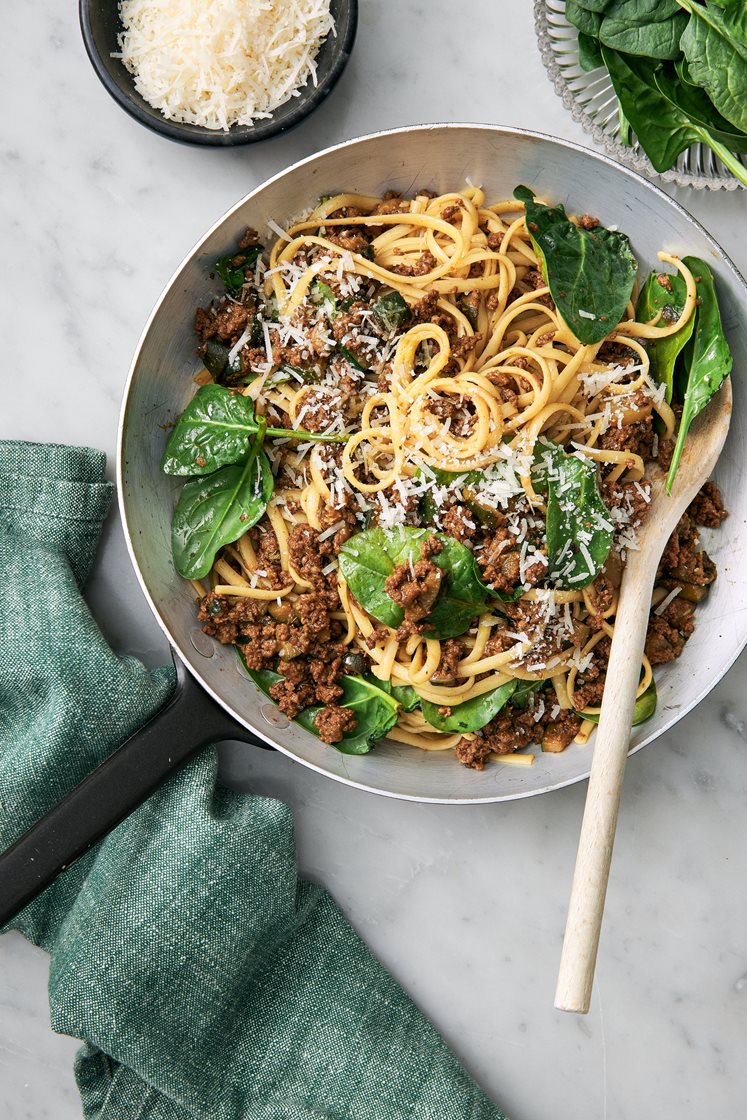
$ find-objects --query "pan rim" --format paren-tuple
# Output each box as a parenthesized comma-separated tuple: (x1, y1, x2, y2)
(117, 122, 747, 804)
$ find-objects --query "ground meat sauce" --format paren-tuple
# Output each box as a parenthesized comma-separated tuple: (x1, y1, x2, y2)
(186, 198, 728, 771)
(659, 511, 717, 590)
(645, 598, 695, 665)
(314, 705, 357, 743)
(198, 593, 266, 643)
(384, 537, 444, 621)
(198, 517, 370, 744)
(597, 396, 653, 458)
(432, 639, 466, 682)
(477, 521, 544, 596)
(389, 251, 437, 277)
(689, 481, 728, 528)
(194, 301, 250, 345)
(572, 637, 611, 710)
(440, 505, 476, 543)
(455, 692, 582, 770)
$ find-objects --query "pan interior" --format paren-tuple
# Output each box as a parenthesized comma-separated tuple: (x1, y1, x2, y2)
(119, 125, 747, 803)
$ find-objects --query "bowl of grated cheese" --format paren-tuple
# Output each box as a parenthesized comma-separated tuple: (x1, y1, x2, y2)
(79, 0, 357, 145)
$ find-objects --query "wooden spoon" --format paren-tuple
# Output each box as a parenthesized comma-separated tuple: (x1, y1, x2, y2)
(555, 380, 732, 1014)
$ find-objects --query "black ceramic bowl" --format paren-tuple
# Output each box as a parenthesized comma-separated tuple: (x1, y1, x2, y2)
(79, 0, 358, 146)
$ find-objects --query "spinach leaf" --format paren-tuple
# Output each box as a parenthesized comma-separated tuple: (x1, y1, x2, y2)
(635, 269, 695, 403)
(162, 385, 347, 478)
(574, 0, 614, 10)
(421, 680, 518, 734)
(566, 0, 603, 37)
(392, 686, 420, 711)
(533, 440, 613, 589)
(654, 65, 747, 151)
(578, 676, 657, 725)
(215, 244, 263, 295)
(665, 256, 732, 492)
(678, 0, 747, 133)
(246, 666, 399, 755)
(338, 526, 489, 640)
(618, 100, 633, 145)
(711, 0, 747, 43)
(603, 48, 696, 170)
(578, 31, 605, 69)
(243, 665, 283, 697)
(375, 677, 422, 711)
(513, 185, 637, 345)
(171, 442, 273, 579)
(601, 47, 747, 184)
(373, 291, 411, 332)
(162, 384, 264, 476)
(510, 679, 546, 710)
(598, 0, 687, 59)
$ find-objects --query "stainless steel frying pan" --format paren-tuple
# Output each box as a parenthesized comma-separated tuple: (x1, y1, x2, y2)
(120, 124, 747, 800)
(3, 127, 746, 919)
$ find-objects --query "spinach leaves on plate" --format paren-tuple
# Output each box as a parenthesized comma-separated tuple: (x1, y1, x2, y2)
(566, 0, 604, 37)
(418, 678, 545, 735)
(372, 291, 412, 332)
(338, 525, 490, 640)
(510, 679, 546, 710)
(247, 666, 399, 755)
(596, 0, 688, 60)
(602, 46, 747, 181)
(564, 0, 747, 186)
(677, 0, 747, 134)
(532, 440, 614, 588)
(513, 185, 638, 345)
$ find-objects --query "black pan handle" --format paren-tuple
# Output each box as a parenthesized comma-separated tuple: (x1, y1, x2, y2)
(0, 655, 267, 927)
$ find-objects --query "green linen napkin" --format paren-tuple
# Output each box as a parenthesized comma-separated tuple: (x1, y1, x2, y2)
(0, 441, 507, 1120)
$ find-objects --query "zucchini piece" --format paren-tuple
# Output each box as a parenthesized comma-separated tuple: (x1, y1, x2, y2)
(337, 344, 369, 372)
(373, 290, 411, 332)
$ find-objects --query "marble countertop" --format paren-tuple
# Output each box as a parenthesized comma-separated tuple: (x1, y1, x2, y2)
(2, 3, 747, 1118)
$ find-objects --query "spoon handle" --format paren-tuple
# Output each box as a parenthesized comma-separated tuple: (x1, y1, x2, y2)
(554, 545, 660, 1014)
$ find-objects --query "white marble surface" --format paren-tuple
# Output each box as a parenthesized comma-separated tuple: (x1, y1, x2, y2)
(2, 3, 747, 1118)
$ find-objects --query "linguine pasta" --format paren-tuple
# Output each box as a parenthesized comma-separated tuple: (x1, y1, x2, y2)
(180, 185, 720, 769)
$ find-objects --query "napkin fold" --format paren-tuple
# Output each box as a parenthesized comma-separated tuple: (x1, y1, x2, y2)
(0, 441, 506, 1120)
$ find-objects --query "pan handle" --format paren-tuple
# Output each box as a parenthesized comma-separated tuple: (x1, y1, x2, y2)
(0, 655, 269, 927)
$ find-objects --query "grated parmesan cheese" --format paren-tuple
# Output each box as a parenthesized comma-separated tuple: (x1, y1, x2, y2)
(116, 0, 336, 131)
(654, 586, 682, 615)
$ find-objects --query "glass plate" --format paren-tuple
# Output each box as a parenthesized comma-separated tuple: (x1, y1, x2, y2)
(534, 0, 746, 192)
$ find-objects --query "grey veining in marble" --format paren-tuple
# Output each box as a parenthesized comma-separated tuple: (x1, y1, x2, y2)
(2, 3, 746, 1119)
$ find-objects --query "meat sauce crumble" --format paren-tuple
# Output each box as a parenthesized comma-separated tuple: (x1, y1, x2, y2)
(189, 214, 727, 770)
